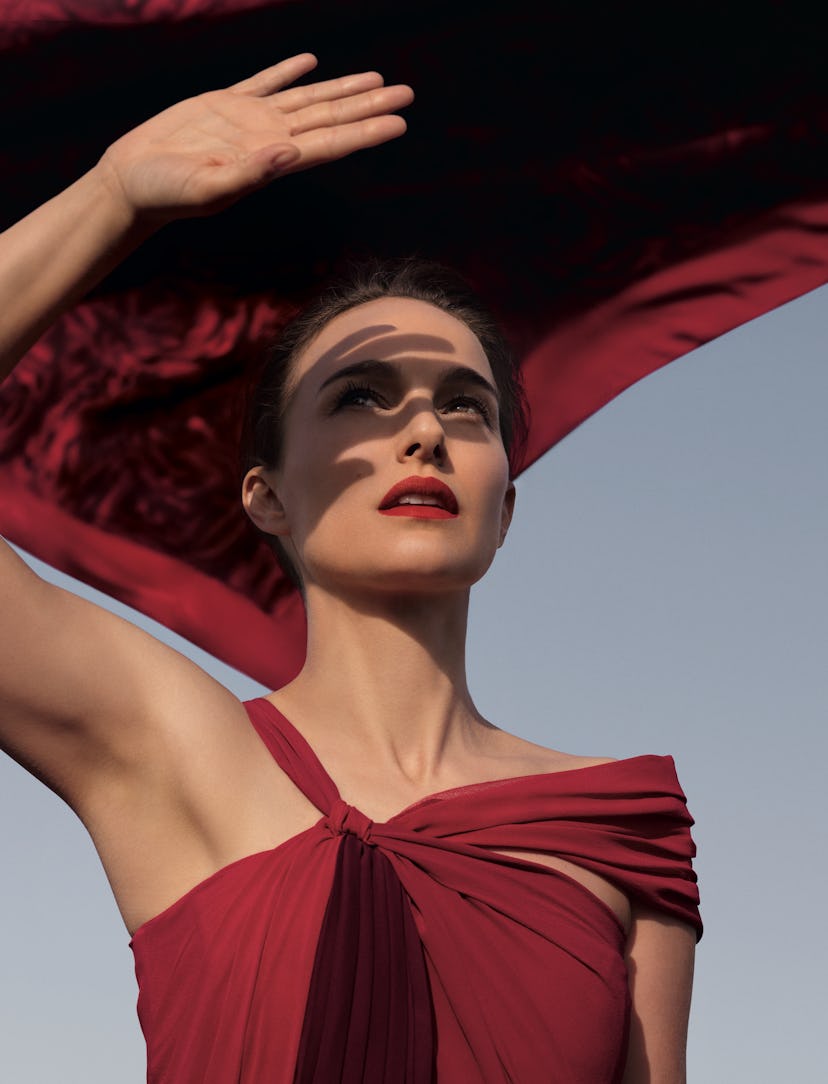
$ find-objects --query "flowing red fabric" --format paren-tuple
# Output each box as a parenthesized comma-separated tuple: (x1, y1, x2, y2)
(130, 698, 701, 1082)
(2, 3, 828, 684)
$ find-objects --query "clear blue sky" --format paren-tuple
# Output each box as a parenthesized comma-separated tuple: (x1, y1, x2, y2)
(2, 284, 827, 1081)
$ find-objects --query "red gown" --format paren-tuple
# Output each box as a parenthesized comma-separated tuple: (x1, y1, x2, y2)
(131, 698, 702, 1083)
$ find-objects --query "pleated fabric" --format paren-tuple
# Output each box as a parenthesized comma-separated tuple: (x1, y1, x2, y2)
(131, 699, 701, 1083)
(294, 834, 434, 1083)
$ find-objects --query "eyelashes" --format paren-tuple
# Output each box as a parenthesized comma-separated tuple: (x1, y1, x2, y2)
(331, 381, 494, 425)
(332, 381, 384, 409)
(445, 394, 494, 425)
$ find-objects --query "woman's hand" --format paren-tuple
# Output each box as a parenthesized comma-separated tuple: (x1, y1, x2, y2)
(0, 53, 411, 377)
(97, 53, 414, 224)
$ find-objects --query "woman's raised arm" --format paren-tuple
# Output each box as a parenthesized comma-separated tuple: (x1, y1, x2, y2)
(0, 55, 412, 831)
(0, 53, 413, 376)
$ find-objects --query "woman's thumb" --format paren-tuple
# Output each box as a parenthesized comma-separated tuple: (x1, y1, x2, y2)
(262, 143, 301, 176)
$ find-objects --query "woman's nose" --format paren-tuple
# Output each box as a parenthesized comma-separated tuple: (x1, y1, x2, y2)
(397, 405, 446, 464)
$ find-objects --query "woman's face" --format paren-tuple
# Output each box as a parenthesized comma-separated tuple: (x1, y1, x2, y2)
(248, 297, 515, 596)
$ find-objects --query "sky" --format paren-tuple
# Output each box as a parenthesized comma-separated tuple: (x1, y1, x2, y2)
(2, 283, 827, 1081)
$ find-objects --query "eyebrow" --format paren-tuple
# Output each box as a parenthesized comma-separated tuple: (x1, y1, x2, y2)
(317, 359, 500, 400)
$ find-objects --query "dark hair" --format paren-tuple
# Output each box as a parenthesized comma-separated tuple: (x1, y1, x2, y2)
(242, 257, 529, 587)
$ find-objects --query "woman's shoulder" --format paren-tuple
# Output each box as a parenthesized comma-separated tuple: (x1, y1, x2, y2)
(483, 724, 682, 787)
(483, 724, 617, 778)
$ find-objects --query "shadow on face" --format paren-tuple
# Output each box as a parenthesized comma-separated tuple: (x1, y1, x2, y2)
(244, 300, 513, 596)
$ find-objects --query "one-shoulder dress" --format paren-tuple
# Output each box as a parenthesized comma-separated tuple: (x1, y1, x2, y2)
(131, 698, 702, 1083)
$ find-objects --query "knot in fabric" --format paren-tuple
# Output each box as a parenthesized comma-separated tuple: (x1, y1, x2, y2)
(325, 798, 374, 844)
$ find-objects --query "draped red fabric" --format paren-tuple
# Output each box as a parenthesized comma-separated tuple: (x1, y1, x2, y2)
(294, 834, 435, 1083)
(2, 1, 828, 686)
(129, 696, 699, 1082)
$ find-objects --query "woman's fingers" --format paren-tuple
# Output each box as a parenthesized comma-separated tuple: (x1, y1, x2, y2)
(229, 58, 413, 150)
(286, 83, 415, 136)
(292, 114, 409, 169)
(274, 70, 386, 112)
(230, 56, 389, 109)
(229, 53, 318, 96)
(110, 56, 414, 215)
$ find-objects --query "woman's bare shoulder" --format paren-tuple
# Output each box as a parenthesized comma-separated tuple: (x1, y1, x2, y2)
(482, 722, 616, 777)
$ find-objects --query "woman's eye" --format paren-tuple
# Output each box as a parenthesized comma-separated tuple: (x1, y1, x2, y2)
(444, 395, 492, 423)
(333, 382, 384, 410)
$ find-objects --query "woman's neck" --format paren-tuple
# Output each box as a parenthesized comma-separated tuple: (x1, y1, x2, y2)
(272, 584, 493, 786)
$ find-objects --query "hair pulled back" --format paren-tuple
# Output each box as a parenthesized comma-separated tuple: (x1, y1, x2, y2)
(242, 257, 529, 586)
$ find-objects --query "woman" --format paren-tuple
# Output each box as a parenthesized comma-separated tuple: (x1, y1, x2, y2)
(0, 53, 700, 1082)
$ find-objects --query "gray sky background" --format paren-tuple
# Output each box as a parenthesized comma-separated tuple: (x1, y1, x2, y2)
(2, 283, 827, 1081)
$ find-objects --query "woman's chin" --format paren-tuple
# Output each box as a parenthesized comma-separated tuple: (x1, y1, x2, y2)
(306, 556, 493, 599)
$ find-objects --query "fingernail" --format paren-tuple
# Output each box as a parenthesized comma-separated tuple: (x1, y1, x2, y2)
(269, 147, 299, 171)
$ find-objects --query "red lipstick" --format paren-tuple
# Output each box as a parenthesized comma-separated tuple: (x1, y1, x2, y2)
(378, 476, 459, 519)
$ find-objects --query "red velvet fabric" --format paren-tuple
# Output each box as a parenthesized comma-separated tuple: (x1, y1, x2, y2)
(2, 2, 828, 685)
(130, 698, 700, 1082)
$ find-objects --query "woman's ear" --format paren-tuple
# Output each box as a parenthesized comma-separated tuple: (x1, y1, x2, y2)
(498, 482, 516, 548)
(242, 466, 291, 536)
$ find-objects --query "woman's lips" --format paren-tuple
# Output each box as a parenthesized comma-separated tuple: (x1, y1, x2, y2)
(378, 476, 459, 519)
(381, 505, 456, 519)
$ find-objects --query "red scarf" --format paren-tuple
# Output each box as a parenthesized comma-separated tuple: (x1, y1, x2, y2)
(2, 1, 828, 686)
